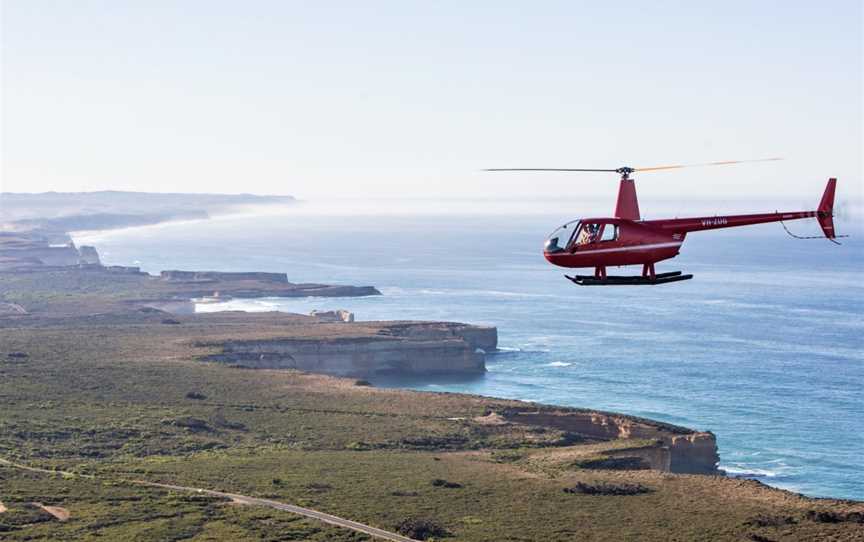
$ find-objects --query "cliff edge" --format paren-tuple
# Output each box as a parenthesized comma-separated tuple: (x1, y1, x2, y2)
(501, 406, 720, 474)
(201, 321, 497, 378)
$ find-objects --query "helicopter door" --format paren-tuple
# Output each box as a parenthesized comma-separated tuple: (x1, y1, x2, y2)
(600, 224, 618, 242)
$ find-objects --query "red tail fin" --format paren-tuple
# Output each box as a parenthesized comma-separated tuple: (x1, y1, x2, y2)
(817, 178, 837, 239)
(615, 179, 640, 220)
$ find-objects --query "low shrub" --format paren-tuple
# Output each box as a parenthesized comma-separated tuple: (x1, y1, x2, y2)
(162, 416, 212, 433)
(395, 518, 450, 540)
(745, 515, 796, 527)
(563, 482, 651, 496)
(391, 490, 419, 497)
(806, 510, 864, 524)
(431, 478, 462, 489)
(573, 455, 650, 470)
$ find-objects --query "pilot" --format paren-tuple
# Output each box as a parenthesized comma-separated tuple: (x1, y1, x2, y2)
(577, 224, 600, 245)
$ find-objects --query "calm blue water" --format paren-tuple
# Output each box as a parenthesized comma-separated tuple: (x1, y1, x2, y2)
(76, 201, 863, 500)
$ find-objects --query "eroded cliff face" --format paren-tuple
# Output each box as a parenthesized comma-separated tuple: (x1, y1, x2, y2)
(667, 432, 721, 474)
(502, 407, 720, 475)
(203, 322, 497, 378)
(78, 246, 101, 266)
(0, 238, 100, 269)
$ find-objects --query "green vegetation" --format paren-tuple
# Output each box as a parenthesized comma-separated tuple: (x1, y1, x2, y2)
(0, 472, 366, 541)
(1, 273, 862, 540)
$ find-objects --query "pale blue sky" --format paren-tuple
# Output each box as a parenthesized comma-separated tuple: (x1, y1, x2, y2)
(1, 1, 861, 201)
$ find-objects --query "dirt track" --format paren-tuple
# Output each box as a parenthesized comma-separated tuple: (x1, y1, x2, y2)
(0, 457, 417, 542)
(34, 503, 70, 521)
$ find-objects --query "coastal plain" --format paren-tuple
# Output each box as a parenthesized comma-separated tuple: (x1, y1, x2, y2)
(1, 193, 862, 541)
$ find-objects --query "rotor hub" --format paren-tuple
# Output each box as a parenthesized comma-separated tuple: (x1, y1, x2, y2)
(615, 167, 635, 179)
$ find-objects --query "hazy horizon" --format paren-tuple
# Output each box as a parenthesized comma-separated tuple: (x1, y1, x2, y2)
(2, 1, 862, 202)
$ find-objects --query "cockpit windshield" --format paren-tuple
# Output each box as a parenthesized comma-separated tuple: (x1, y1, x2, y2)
(544, 220, 580, 253)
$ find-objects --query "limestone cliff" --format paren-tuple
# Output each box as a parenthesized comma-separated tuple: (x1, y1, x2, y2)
(78, 245, 101, 266)
(501, 407, 720, 474)
(202, 322, 497, 378)
(310, 309, 355, 322)
(0, 237, 99, 268)
(375, 322, 498, 352)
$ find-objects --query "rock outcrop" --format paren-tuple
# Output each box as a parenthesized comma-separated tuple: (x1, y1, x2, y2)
(105, 265, 145, 275)
(203, 322, 497, 378)
(310, 309, 355, 323)
(153, 271, 380, 298)
(0, 237, 100, 269)
(9, 245, 81, 267)
(500, 407, 720, 474)
(78, 245, 101, 265)
(376, 322, 498, 352)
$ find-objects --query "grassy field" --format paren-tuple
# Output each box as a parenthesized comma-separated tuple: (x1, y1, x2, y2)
(1, 282, 862, 540)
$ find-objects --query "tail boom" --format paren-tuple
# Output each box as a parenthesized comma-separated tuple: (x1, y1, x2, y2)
(644, 178, 838, 239)
(644, 210, 818, 234)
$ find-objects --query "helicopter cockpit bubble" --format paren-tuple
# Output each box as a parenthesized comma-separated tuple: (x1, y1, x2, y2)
(544, 220, 581, 253)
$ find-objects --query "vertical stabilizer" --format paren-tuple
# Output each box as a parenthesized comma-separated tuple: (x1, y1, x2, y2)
(615, 178, 641, 220)
(817, 178, 837, 239)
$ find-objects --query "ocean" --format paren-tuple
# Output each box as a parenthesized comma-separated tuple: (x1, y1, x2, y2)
(75, 198, 864, 500)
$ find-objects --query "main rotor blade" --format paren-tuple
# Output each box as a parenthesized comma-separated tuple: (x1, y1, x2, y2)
(483, 168, 618, 172)
(635, 157, 782, 172)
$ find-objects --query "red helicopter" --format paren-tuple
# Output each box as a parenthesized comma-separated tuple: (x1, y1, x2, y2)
(487, 159, 842, 285)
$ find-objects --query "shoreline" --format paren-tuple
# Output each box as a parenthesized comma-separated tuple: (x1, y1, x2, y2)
(0, 211, 783, 488)
(1, 194, 859, 503)
(2, 195, 862, 539)
(0, 199, 724, 475)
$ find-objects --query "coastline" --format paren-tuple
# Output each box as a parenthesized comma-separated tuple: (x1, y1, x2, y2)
(2, 304, 862, 541)
(3, 198, 856, 500)
(2, 194, 862, 540)
(0, 196, 722, 471)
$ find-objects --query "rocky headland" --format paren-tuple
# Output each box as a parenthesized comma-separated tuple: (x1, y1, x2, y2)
(202, 321, 497, 377)
(1, 191, 859, 540)
(0, 190, 762, 477)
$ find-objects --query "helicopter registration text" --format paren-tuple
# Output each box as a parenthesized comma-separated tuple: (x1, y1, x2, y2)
(701, 218, 728, 226)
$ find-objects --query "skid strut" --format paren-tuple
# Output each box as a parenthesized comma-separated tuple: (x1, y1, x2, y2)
(565, 270, 694, 286)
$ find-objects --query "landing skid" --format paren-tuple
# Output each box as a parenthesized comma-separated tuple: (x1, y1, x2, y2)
(565, 271, 694, 286)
